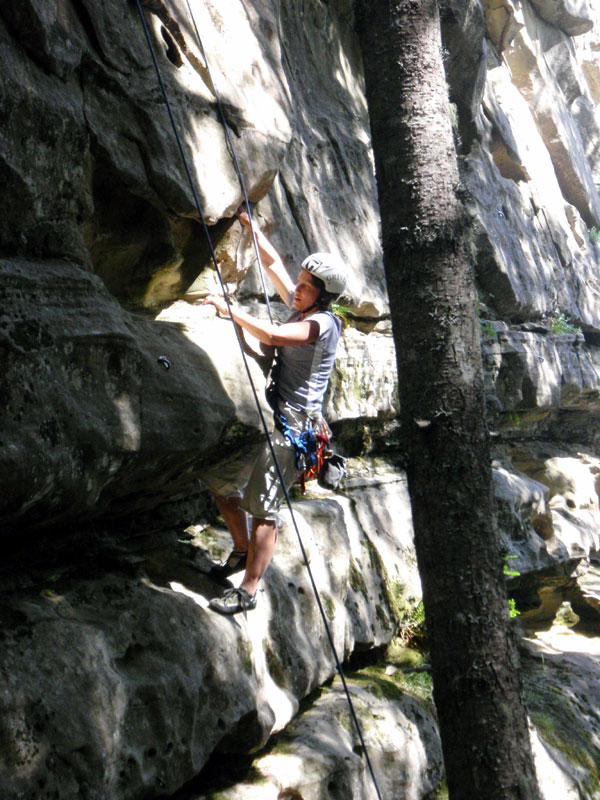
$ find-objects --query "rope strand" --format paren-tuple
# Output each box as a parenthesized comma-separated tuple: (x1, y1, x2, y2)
(132, 4, 382, 797)
(182, 0, 273, 322)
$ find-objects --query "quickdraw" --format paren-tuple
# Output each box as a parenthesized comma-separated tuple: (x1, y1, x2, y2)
(273, 409, 331, 493)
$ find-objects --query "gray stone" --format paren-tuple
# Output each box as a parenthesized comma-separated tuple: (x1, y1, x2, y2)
(0, 472, 418, 800)
(528, 0, 594, 37)
(196, 676, 443, 800)
(4, 0, 600, 797)
(485, 0, 524, 54)
(0, 0, 383, 313)
(522, 635, 600, 800)
(0, 259, 235, 533)
(574, 563, 600, 617)
(482, 328, 600, 435)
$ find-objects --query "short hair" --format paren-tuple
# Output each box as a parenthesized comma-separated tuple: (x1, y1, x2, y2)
(308, 273, 337, 309)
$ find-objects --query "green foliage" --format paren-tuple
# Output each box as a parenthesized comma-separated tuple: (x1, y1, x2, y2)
(400, 666, 434, 697)
(396, 601, 427, 651)
(589, 226, 600, 244)
(385, 640, 423, 667)
(503, 554, 520, 577)
(479, 320, 498, 340)
(508, 598, 521, 618)
(503, 555, 521, 617)
(354, 662, 433, 704)
(550, 312, 582, 335)
(331, 303, 356, 323)
(405, 600, 426, 626)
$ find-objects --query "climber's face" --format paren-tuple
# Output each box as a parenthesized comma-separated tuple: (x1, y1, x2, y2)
(293, 269, 320, 313)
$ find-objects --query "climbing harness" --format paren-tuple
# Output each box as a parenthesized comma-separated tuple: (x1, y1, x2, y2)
(273, 411, 318, 471)
(272, 408, 330, 493)
(265, 348, 330, 487)
(267, 356, 343, 494)
(132, 4, 382, 798)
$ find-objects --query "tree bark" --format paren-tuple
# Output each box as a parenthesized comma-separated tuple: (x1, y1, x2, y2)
(355, 1, 541, 798)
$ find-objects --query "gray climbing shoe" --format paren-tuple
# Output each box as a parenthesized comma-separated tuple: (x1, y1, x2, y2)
(208, 586, 257, 616)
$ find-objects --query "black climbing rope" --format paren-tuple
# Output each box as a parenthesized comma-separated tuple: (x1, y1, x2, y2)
(182, 0, 274, 323)
(132, 4, 383, 798)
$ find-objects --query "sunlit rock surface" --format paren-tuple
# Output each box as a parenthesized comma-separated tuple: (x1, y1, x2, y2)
(0, 470, 423, 800)
(2, 0, 600, 797)
(190, 677, 442, 800)
(529, 0, 594, 36)
(522, 632, 600, 800)
(493, 441, 600, 621)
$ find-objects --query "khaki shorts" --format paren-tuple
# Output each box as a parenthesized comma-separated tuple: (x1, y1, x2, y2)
(199, 405, 314, 521)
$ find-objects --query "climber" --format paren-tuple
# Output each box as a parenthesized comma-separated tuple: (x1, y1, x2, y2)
(200, 209, 347, 616)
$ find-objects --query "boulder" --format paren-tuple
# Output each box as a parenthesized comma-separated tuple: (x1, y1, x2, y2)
(528, 0, 594, 37)
(482, 327, 600, 437)
(0, 259, 239, 533)
(0, 467, 420, 800)
(492, 442, 600, 623)
(522, 634, 600, 800)
(197, 674, 443, 800)
(494, 449, 600, 569)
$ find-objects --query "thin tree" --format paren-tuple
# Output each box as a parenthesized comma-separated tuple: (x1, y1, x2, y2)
(355, 1, 541, 797)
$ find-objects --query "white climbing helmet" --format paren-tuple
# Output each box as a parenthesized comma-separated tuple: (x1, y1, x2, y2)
(301, 252, 347, 296)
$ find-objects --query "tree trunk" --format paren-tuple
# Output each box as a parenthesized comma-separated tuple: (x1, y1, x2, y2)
(355, 1, 541, 798)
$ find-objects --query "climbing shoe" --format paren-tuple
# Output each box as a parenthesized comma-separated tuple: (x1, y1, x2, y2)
(210, 550, 248, 582)
(208, 587, 257, 616)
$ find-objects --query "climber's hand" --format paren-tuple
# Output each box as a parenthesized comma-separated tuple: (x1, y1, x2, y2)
(201, 296, 230, 318)
(236, 208, 251, 229)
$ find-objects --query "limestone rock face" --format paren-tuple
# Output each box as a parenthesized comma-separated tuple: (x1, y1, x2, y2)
(0, 470, 422, 800)
(0, 0, 382, 313)
(528, 0, 594, 36)
(493, 445, 600, 572)
(0, 259, 237, 532)
(0, 0, 386, 532)
(0, 0, 293, 262)
(522, 634, 600, 800)
(482, 327, 600, 432)
(3, 0, 600, 797)
(203, 676, 443, 800)
(467, 27, 600, 325)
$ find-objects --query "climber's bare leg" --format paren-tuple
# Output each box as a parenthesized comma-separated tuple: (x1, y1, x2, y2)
(212, 493, 249, 552)
(240, 516, 277, 596)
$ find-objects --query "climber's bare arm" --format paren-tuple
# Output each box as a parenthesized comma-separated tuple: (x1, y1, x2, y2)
(202, 296, 318, 346)
(236, 210, 295, 306)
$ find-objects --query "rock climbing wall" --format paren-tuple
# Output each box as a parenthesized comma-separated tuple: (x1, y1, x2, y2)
(2, 0, 600, 797)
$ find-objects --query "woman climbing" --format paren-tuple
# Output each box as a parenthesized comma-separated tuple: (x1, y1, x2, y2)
(200, 209, 347, 615)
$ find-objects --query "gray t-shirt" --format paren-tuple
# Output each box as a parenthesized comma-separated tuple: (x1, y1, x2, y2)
(276, 303, 342, 415)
